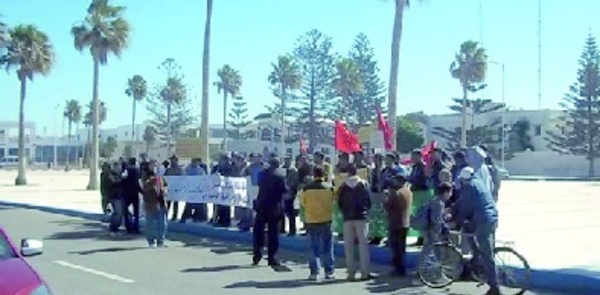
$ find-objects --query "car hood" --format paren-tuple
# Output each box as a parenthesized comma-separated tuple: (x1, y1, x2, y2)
(0, 257, 43, 295)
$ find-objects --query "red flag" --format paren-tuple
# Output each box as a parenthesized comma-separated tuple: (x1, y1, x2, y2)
(376, 108, 394, 151)
(299, 135, 308, 155)
(422, 140, 438, 167)
(335, 120, 362, 153)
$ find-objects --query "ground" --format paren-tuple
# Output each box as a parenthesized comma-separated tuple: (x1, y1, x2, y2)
(0, 169, 597, 294)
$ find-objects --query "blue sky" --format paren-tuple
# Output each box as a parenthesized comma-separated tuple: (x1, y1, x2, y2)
(1, 0, 599, 136)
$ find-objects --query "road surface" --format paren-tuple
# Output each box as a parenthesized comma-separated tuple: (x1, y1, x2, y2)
(0, 204, 570, 295)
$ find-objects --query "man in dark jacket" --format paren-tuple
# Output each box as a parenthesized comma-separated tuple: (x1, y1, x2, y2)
(123, 157, 141, 234)
(106, 161, 124, 234)
(164, 156, 184, 221)
(282, 156, 299, 236)
(253, 157, 288, 267)
(337, 164, 371, 281)
(384, 166, 413, 277)
(409, 149, 430, 246)
(212, 154, 235, 227)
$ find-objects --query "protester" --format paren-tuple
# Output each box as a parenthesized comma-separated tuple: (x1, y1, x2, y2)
(300, 165, 336, 280)
(448, 167, 500, 295)
(100, 162, 111, 215)
(335, 153, 350, 174)
(337, 163, 371, 281)
(242, 153, 264, 231)
(479, 145, 502, 202)
(122, 157, 141, 234)
(383, 166, 412, 277)
(409, 149, 431, 247)
(428, 148, 446, 189)
(282, 156, 299, 236)
(253, 157, 288, 266)
(313, 151, 332, 181)
(212, 154, 234, 227)
(465, 146, 494, 194)
(231, 154, 250, 230)
(380, 153, 397, 192)
(106, 161, 124, 235)
(370, 153, 384, 193)
(424, 182, 453, 246)
(142, 169, 169, 248)
(164, 155, 183, 221)
(139, 153, 150, 179)
(180, 158, 207, 223)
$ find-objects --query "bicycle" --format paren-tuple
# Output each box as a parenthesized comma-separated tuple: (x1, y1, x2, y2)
(417, 229, 531, 295)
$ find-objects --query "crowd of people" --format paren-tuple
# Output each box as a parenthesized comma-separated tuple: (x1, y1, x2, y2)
(99, 145, 501, 295)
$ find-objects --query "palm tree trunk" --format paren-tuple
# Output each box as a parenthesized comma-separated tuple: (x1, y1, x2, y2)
(281, 87, 286, 156)
(15, 77, 27, 185)
(387, 0, 406, 150)
(167, 102, 172, 156)
(460, 85, 468, 147)
(131, 98, 136, 156)
(87, 59, 100, 190)
(86, 127, 91, 166)
(222, 92, 228, 152)
(66, 120, 72, 170)
(200, 0, 213, 163)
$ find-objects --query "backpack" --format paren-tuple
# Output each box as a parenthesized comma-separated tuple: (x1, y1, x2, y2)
(410, 201, 432, 231)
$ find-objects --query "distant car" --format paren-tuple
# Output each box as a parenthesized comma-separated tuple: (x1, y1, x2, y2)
(498, 167, 510, 180)
(0, 226, 52, 295)
(0, 156, 19, 169)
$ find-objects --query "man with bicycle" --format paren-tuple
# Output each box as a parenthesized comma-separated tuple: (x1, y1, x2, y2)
(448, 166, 500, 295)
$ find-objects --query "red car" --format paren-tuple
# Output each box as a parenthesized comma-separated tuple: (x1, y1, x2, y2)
(0, 226, 52, 295)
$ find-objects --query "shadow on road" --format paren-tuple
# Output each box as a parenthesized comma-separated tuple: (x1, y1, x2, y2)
(224, 277, 347, 289)
(45, 219, 144, 242)
(69, 246, 149, 255)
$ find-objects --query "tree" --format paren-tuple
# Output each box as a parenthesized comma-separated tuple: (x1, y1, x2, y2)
(147, 76, 194, 155)
(383, 0, 423, 149)
(227, 96, 251, 139)
(1, 24, 55, 185)
(546, 34, 600, 177)
(450, 40, 488, 146)
(83, 100, 107, 166)
(100, 136, 118, 159)
(268, 55, 302, 151)
(508, 118, 535, 153)
(396, 115, 424, 153)
(72, 0, 130, 190)
(293, 29, 338, 152)
(333, 58, 364, 127)
(142, 125, 156, 155)
(64, 99, 82, 170)
(0, 16, 7, 50)
(214, 64, 242, 151)
(349, 33, 386, 126)
(200, 0, 213, 164)
(125, 75, 147, 145)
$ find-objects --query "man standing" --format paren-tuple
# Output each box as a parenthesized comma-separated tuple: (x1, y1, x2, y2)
(142, 168, 169, 248)
(282, 156, 299, 236)
(253, 157, 288, 267)
(180, 158, 207, 223)
(337, 164, 372, 281)
(299, 166, 336, 280)
(313, 151, 332, 182)
(409, 149, 430, 246)
(123, 157, 141, 234)
(451, 167, 500, 295)
(164, 155, 183, 221)
(212, 154, 234, 227)
(243, 153, 264, 231)
(384, 166, 412, 277)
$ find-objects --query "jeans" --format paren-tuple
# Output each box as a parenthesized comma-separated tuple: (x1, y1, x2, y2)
(109, 199, 124, 232)
(145, 208, 168, 246)
(306, 223, 335, 275)
(343, 220, 370, 276)
(388, 227, 408, 273)
(124, 192, 140, 233)
(253, 213, 280, 263)
(468, 223, 498, 288)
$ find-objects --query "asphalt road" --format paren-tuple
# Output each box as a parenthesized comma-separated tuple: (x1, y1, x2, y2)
(0, 204, 568, 295)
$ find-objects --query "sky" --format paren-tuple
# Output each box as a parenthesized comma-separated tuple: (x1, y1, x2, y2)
(0, 0, 599, 137)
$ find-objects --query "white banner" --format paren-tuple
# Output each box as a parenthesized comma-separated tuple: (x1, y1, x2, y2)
(164, 175, 251, 208)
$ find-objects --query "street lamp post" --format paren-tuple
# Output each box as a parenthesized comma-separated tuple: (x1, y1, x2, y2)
(491, 61, 506, 168)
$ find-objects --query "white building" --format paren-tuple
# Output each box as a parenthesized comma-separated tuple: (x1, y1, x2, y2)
(0, 121, 36, 160)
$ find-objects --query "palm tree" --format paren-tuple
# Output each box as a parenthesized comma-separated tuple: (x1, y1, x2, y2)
(2, 25, 54, 185)
(142, 125, 156, 155)
(160, 77, 187, 156)
(72, 0, 130, 190)
(0, 16, 8, 49)
(83, 100, 107, 165)
(200, 0, 213, 164)
(333, 58, 364, 127)
(125, 74, 147, 153)
(385, 0, 421, 149)
(268, 55, 302, 154)
(214, 65, 242, 152)
(450, 40, 488, 147)
(64, 100, 82, 170)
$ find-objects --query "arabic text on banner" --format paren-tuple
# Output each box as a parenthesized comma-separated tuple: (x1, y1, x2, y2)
(163, 175, 250, 208)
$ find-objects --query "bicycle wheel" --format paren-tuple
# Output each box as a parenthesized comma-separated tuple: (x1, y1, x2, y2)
(417, 244, 464, 288)
(495, 247, 531, 295)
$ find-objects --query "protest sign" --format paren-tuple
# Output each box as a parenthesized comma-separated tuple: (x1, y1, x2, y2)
(164, 175, 250, 208)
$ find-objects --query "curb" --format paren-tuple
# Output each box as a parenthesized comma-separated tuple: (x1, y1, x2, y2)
(1, 201, 598, 295)
(507, 176, 600, 182)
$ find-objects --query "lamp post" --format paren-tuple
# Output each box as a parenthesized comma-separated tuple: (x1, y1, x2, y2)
(490, 61, 506, 168)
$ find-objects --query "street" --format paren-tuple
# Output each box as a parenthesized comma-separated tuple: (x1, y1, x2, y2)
(1, 204, 567, 295)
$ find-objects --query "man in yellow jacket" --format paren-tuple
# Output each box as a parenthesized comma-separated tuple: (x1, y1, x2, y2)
(300, 165, 336, 281)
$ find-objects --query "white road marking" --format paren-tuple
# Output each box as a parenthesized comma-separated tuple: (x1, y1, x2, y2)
(54, 260, 135, 283)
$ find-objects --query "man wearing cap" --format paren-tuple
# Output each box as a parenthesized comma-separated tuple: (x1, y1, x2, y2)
(384, 166, 413, 277)
(253, 157, 288, 266)
(450, 167, 500, 295)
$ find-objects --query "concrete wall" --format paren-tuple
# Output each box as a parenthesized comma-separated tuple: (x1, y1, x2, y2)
(505, 150, 590, 177)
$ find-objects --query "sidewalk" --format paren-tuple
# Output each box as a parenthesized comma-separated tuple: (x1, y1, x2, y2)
(1, 170, 599, 294)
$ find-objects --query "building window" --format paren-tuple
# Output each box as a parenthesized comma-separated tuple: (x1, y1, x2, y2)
(534, 125, 542, 136)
